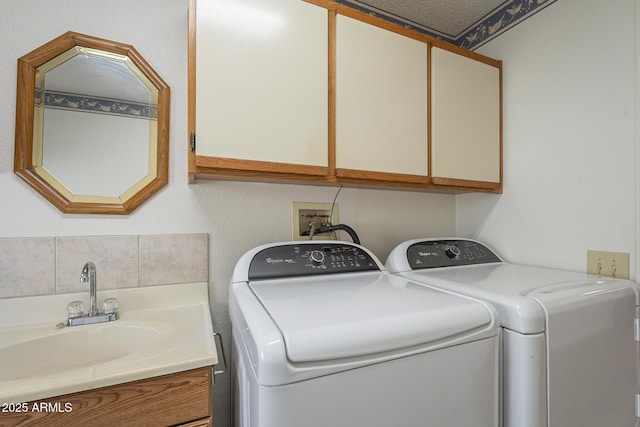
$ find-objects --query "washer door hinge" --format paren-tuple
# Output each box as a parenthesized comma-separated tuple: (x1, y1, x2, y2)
(190, 131, 196, 152)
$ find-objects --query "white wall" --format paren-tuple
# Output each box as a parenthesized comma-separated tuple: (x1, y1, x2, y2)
(0, 1, 456, 425)
(457, 0, 638, 277)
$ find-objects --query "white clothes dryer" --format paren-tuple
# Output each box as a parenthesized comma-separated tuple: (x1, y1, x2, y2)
(230, 241, 500, 427)
(385, 238, 640, 427)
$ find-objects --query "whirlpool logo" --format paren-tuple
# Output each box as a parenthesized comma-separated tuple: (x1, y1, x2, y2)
(418, 252, 439, 257)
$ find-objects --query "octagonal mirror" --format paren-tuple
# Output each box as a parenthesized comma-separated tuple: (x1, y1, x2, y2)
(14, 32, 169, 214)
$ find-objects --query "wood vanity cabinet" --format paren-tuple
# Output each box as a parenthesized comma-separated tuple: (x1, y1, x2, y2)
(0, 367, 213, 427)
(188, 0, 502, 193)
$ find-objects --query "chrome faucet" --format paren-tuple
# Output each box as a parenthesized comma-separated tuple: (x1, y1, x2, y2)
(80, 262, 99, 317)
(66, 262, 119, 326)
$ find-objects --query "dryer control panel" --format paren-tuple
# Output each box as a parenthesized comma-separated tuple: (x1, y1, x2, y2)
(248, 243, 379, 280)
(407, 240, 501, 269)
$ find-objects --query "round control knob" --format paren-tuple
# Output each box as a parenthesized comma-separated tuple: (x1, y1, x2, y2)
(445, 245, 461, 259)
(309, 250, 325, 265)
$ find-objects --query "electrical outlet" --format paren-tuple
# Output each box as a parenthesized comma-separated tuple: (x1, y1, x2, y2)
(291, 202, 339, 241)
(587, 250, 629, 279)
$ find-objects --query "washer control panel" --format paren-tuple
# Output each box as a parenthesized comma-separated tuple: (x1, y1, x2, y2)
(407, 239, 501, 269)
(248, 243, 379, 280)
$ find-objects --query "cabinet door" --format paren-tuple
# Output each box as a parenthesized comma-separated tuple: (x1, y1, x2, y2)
(194, 0, 328, 175)
(335, 14, 428, 183)
(430, 46, 501, 188)
(0, 367, 212, 427)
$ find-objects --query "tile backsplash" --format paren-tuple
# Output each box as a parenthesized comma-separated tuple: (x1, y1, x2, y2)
(0, 234, 208, 299)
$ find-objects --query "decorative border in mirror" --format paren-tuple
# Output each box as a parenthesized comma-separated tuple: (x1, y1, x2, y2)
(43, 90, 155, 120)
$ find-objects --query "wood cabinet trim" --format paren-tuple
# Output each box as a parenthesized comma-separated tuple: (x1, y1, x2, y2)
(328, 6, 337, 175)
(303, 0, 333, 8)
(336, 168, 429, 184)
(191, 169, 501, 193)
(427, 41, 433, 189)
(431, 176, 502, 192)
(187, 0, 197, 177)
(195, 156, 329, 176)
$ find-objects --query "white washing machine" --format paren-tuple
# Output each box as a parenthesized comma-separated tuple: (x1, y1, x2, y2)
(385, 238, 640, 427)
(230, 241, 500, 427)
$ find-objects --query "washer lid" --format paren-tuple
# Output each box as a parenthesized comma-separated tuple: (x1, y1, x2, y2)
(248, 271, 494, 362)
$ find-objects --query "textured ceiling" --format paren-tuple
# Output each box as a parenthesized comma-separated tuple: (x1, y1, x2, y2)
(336, 0, 558, 50)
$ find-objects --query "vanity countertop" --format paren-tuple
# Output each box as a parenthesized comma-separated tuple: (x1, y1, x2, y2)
(0, 282, 218, 403)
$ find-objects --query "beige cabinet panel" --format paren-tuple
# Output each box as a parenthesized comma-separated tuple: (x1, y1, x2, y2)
(335, 14, 428, 177)
(431, 47, 501, 183)
(195, 0, 328, 167)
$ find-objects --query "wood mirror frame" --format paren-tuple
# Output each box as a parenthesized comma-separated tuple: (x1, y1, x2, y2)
(14, 32, 170, 214)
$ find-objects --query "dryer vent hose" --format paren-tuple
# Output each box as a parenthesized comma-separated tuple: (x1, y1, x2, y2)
(301, 223, 360, 245)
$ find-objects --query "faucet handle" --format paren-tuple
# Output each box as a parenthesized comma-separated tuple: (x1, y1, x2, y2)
(102, 298, 119, 315)
(67, 300, 85, 318)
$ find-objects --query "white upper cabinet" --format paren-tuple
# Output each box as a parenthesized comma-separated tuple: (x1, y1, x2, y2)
(335, 14, 429, 182)
(430, 46, 501, 186)
(194, 0, 328, 171)
(189, 0, 502, 193)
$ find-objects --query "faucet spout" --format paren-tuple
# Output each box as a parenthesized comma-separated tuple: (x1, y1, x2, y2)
(67, 262, 118, 327)
(80, 262, 98, 317)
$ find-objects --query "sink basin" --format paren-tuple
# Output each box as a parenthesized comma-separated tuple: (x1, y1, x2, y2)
(0, 282, 218, 404)
(0, 324, 160, 381)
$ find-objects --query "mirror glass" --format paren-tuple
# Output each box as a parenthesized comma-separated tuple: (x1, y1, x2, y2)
(37, 49, 154, 197)
(15, 32, 169, 214)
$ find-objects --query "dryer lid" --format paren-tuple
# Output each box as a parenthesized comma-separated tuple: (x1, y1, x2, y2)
(248, 271, 495, 362)
(398, 263, 640, 333)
